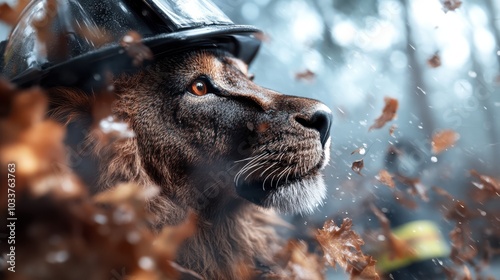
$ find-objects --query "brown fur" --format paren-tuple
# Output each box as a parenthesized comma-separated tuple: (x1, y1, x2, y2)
(48, 49, 331, 279)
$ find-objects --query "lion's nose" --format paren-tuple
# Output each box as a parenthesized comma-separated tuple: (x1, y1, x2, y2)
(295, 105, 333, 148)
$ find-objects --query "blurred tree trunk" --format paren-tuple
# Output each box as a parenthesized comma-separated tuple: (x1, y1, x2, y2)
(400, 0, 436, 136)
(484, 0, 500, 66)
(466, 0, 500, 166)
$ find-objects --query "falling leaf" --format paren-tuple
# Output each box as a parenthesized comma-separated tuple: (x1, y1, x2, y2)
(369, 204, 415, 261)
(441, 0, 462, 12)
(395, 175, 429, 202)
(375, 170, 395, 188)
(427, 52, 441, 68)
(0, 0, 30, 25)
(470, 170, 500, 193)
(470, 170, 500, 203)
(369, 97, 398, 131)
(352, 159, 364, 176)
(462, 265, 472, 280)
(450, 225, 477, 264)
(431, 130, 459, 154)
(120, 31, 153, 67)
(389, 124, 397, 137)
(272, 240, 325, 280)
(431, 186, 454, 200)
(393, 189, 418, 209)
(316, 218, 380, 280)
(295, 69, 316, 82)
(254, 32, 272, 43)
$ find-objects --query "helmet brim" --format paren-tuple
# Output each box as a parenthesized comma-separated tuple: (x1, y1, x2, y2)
(7, 24, 261, 88)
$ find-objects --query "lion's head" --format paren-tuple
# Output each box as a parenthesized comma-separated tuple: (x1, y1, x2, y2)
(108, 49, 332, 215)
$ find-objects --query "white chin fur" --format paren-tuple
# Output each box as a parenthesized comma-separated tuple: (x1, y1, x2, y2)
(261, 137, 330, 215)
(262, 175, 327, 215)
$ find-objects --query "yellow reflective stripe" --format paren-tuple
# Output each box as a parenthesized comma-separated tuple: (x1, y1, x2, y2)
(376, 220, 450, 273)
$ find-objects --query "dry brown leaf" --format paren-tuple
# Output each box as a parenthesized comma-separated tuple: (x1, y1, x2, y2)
(427, 52, 441, 68)
(441, 0, 462, 12)
(431, 129, 459, 154)
(272, 240, 325, 280)
(375, 169, 395, 188)
(462, 264, 472, 280)
(395, 175, 429, 202)
(393, 189, 418, 209)
(369, 97, 398, 131)
(369, 204, 415, 261)
(389, 124, 397, 137)
(470, 170, 500, 193)
(120, 31, 153, 67)
(316, 218, 380, 280)
(450, 225, 477, 264)
(469, 170, 500, 203)
(431, 186, 454, 200)
(295, 69, 316, 82)
(154, 211, 198, 259)
(0, 0, 30, 25)
(254, 32, 272, 43)
(352, 159, 364, 176)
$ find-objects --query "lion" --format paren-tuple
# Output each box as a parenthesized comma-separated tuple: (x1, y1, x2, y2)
(48, 49, 332, 279)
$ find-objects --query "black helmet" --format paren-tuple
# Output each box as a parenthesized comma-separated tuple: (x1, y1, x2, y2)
(0, 0, 261, 88)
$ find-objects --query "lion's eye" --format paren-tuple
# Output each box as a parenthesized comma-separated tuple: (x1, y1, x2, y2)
(190, 80, 208, 96)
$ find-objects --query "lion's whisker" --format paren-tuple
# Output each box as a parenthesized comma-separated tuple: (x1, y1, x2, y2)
(262, 167, 281, 190)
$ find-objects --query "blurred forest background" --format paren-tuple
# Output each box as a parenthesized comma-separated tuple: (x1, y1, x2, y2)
(1, 0, 500, 279)
(210, 0, 500, 278)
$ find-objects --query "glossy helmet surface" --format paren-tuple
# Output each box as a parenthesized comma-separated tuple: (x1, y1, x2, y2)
(0, 0, 261, 88)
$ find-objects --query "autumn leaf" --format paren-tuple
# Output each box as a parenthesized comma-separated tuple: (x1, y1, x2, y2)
(389, 124, 397, 137)
(427, 52, 441, 68)
(272, 240, 325, 280)
(375, 169, 395, 188)
(352, 159, 364, 176)
(0, 0, 30, 25)
(441, 0, 462, 12)
(120, 31, 153, 67)
(393, 189, 418, 209)
(254, 32, 272, 43)
(369, 97, 398, 131)
(395, 175, 429, 202)
(369, 204, 415, 261)
(470, 170, 500, 193)
(316, 218, 380, 280)
(295, 69, 316, 82)
(431, 186, 454, 200)
(431, 130, 459, 154)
